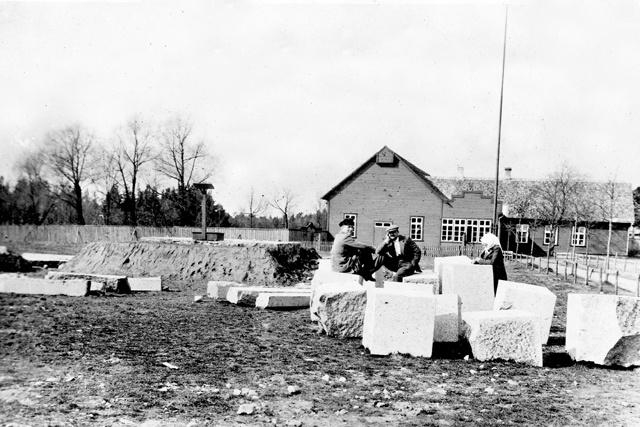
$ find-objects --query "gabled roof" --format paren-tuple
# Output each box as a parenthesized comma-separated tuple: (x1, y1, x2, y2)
(322, 146, 450, 202)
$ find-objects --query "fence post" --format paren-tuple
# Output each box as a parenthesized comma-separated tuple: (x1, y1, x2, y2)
(637, 274, 640, 298)
(585, 266, 589, 286)
(538, 258, 541, 273)
(573, 263, 577, 285)
(615, 271, 619, 295)
(564, 261, 567, 280)
(555, 258, 558, 276)
(599, 268, 603, 293)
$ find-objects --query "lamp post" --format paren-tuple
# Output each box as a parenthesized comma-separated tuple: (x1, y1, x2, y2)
(194, 183, 214, 240)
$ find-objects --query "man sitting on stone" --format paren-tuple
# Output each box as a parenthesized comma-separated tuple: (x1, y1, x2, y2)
(330, 218, 383, 282)
(375, 224, 422, 282)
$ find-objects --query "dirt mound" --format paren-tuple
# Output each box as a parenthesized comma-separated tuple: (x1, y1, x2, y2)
(58, 240, 320, 286)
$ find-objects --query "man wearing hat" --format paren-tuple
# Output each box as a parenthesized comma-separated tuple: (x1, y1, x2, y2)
(331, 217, 383, 282)
(375, 224, 422, 282)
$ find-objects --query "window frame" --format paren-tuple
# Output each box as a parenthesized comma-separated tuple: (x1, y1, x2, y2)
(410, 216, 424, 241)
(344, 213, 357, 238)
(571, 226, 586, 247)
(516, 224, 529, 244)
(543, 225, 559, 246)
(441, 218, 492, 243)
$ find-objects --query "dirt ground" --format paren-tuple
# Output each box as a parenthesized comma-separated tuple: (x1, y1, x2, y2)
(2, 246, 640, 426)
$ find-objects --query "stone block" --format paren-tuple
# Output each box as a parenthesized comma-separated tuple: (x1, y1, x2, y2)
(494, 280, 557, 344)
(433, 256, 472, 293)
(255, 292, 310, 309)
(46, 271, 129, 293)
(317, 258, 332, 272)
(227, 287, 310, 306)
(317, 288, 367, 338)
(128, 277, 162, 292)
(310, 269, 364, 321)
(401, 271, 439, 294)
(566, 294, 640, 367)
(434, 294, 462, 342)
(0, 276, 89, 297)
(207, 281, 244, 301)
(441, 264, 494, 312)
(382, 281, 434, 293)
(362, 288, 436, 357)
(462, 310, 542, 367)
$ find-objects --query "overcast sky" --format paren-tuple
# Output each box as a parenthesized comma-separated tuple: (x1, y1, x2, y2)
(1, 0, 639, 217)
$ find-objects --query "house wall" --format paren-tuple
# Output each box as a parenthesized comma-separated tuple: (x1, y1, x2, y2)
(327, 161, 444, 246)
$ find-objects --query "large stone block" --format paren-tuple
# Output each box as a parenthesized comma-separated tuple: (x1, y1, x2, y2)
(0, 276, 89, 297)
(383, 281, 434, 293)
(566, 294, 640, 367)
(433, 256, 472, 293)
(227, 287, 310, 306)
(362, 289, 435, 357)
(128, 277, 162, 292)
(441, 264, 494, 312)
(494, 280, 557, 344)
(401, 271, 439, 294)
(434, 294, 462, 342)
(310, 269, 364, 321)
(317, 258, 332, 272)
(207, 281, 245, 301)
(317, 289, 367, 338)
(46, 271, 129, 293)
(462, 310, 542, 367)
(255, 292, 310, 309)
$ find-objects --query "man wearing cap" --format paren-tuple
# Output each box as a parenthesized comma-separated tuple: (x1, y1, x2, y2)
(375, 225, 422, 282)
(331, 217, 383, 282)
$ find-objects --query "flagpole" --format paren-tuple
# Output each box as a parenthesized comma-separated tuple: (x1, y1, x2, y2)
(493, 5, 509, 235)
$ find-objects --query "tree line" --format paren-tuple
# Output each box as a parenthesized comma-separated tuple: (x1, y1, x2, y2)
(1, 115, 327, 230)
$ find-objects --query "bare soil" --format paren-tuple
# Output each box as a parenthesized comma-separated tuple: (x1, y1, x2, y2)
(1, 245, 640, 426)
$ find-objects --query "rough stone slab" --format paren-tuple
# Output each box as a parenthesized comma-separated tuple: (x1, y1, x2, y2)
(207, 281, 245, 301)
(310, 270, 364, 321)
(317, 258, 332, 272)
(434, 294, 462, 343)
(441, 264, 494, 312)
(434, 256, 472, 293)
(382, 281, 434, 294)
(362, 289, 436, 357)
(566, 294, 640, 367)
(494, 280, 557, 344)
(20, 253, 74, 263)
(317, 288, 367, 338)
(255, 293, 310, 309)
(46, 271, 129, 293)
(462, 310, 542, 367)
(227, 287, 310, 306)
(128, 277, 162, 292)
(0, 276, 89, 296)
(401, 272, 439, 294)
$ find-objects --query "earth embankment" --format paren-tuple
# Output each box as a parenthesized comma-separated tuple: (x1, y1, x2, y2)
(58, 240, 320, 286)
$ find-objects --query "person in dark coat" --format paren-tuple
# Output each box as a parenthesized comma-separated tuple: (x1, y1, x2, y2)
(375, 225, 422, 282)
(473, 232, 507, 295)
(330, 218, 383, 282)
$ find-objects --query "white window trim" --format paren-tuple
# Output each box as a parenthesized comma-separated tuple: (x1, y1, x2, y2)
(544, 225, 559, 246)
(441, 218, 492, 243)
(571, 226, 586, 247)
(516, 224, 529, 244)
(344, 213, 357, 238)
(410, 216, 424, 241)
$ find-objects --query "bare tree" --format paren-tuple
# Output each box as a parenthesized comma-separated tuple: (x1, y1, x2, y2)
(269, 187, 298, 229)
(593, 175, 629, 269)
(44, 124, 96, 225)
(112, 117, 155, 225)
(243, 187, 267, 228)
(567, 180, 599, 259)
(13, 147, 56, 225)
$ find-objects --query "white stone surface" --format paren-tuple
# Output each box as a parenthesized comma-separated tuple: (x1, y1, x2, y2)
(128, 277, 162, 292)
(434, 294, 462, 342)
(383, 281, 434, 293)
(362, 288, 436, 357)
(207, 281, 244, 301)
(401, 271, 439, 294)
(46, 272, 129, 293)
(462, 310, 542, 367)
(255, 292, 310, 309)
(227, 287, 310, 306)
(310, 269, 364, 321)
(21, 253, 75, 262)
(433, 256, 472, 293)
(566, 293, 640, 367)
(317, 258, 332, 272)
(0, 276, 89, 296)
(317, 289, 367, 338)
(441, 264, 494, 312)
(494, 280, 557, 344)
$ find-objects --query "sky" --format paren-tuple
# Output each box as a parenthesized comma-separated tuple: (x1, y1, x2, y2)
(1, 0, 639, 217)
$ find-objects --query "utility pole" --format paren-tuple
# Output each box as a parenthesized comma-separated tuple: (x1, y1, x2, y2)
(493, 5, 509, 236)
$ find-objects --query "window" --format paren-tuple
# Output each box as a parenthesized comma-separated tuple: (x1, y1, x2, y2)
(344, 213, 357, 237)
(374, 221, 392, 228)
(410, 217, 424, 241)
(516, 224, 529, 243)
(544, 226, 558, 246)
(571, 226, 586, 247)
(441, 218, 492, 243)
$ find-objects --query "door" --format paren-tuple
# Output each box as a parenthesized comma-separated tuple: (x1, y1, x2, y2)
(373, 221, 393, 246)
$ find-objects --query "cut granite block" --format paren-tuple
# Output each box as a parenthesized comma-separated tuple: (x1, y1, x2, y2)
(494, 280, 557, 344)
(401, 271, 439, 294)
(226, 287, 310, 306)
(317, 289, 367, 338)
(207, 281, 245, 301)
(433, 256, 472, 293)
(435, 294, 462, 342)
(255, 292, 310, 309)
(441, 264, 494, 312)
(383, 281, 434, 293)
(362, 288, 436, 357)
(0, 276, 89, 297)
(566, 293, 640, 367)
(128, 277, 162, 292)
(310, 269, 364, 321)
(46, 271, 129, 293)
(462, 310, 542, 367)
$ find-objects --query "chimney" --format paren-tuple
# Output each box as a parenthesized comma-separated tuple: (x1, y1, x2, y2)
(457, 166, 464, 180)
(504, 167, 512, 180)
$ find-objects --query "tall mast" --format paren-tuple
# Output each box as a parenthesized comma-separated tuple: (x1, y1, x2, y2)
(493, 5, 509, 235)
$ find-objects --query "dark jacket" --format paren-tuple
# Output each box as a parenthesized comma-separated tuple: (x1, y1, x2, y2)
(375, 235, 422, 272)
(475, 245, 507, 292)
